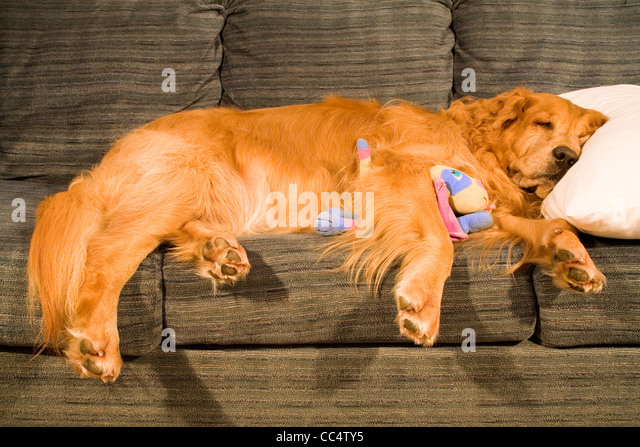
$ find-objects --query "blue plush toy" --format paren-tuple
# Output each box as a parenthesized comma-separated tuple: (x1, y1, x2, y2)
(313, 208, 358, 236)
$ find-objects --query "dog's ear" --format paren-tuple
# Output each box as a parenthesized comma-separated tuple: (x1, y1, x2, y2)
(447, 87, 536, 133)
(490, 87, 536, 130)
(581, 108, 608, 140)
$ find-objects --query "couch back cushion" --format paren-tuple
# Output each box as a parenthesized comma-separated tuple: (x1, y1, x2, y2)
(220, 0, 454, 110)
(452, 0, 640, 99)
(0, 0, 224, 184)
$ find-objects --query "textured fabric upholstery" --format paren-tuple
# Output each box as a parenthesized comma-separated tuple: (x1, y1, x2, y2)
(0, 0, 225, 184)
(0, 180, 163, 356)
(534, 235, 640, 347)
(220, 0, 454, 110)
(451, 0, 640, 99)
(2, 342, 639, 426)
(163, 234, 536, 346)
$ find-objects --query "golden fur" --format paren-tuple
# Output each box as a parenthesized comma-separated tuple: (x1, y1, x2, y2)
(28, 87, 608, 382)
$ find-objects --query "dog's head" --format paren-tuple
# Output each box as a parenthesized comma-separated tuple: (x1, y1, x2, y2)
(462, 88, 608, 198)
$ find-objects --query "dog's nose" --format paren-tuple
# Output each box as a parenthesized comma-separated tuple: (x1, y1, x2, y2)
(552, 146, 578, 169)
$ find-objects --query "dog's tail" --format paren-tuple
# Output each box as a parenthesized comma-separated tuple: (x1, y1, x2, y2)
(27, 174, 102, 353)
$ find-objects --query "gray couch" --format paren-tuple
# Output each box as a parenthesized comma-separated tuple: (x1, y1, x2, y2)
(1, 0, 639, 427)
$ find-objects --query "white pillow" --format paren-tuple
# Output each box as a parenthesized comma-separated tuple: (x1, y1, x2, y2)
(542, 84, 640, 239)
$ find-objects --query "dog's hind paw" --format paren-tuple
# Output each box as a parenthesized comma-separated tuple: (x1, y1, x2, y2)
(396, 294, 440, 347)
(64, 329, 122, 383)
(201, 235, 250, 285)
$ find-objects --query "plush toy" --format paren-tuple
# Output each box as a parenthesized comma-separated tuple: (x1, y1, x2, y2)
(313, 138, 372, 235)
(312, 142, 495, 240)
(356, 138, 372, 175)
(313, 208, 357, 235)
(430, 165, 494, 241)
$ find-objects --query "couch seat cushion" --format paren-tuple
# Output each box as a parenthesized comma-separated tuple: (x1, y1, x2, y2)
(163, 233, 537, 346)
(3, 341, 639, 426)
(533, 235, 640, 347)
(0, 180, 163, 356)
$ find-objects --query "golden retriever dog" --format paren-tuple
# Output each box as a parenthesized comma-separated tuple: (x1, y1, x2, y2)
(27, 87, 608, 382)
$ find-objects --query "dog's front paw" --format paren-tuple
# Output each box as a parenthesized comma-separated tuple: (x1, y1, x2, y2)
(395, 293, 440, 347)
(550, 230, 605, 294)
(64, 328, 122, 383)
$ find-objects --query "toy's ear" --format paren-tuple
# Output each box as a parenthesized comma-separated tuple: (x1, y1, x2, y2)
(430, 165, 449, 179)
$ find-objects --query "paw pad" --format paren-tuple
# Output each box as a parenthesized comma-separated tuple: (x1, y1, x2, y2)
(403, 319, 420, 334)
(82, 358, 103, 376)
(397, 296, 412, 311)
(550, 232, 605, 294)
(202, 235, 249, 283)
(567, 267, 589, 282)
(553, 249, 576, 263)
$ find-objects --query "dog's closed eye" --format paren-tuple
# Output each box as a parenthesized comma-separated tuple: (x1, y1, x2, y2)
(534, 120, 554, 130)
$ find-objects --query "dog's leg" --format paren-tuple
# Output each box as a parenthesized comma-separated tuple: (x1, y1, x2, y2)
(394, 228, 454, 346)
(167, 219, 250, 286)
(65, 231, 160, 383)
(65, 218, 250, 383)
(495, 215, 605, 293)
(64, 221, 249, 383)
(354, 156, 454, 346)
